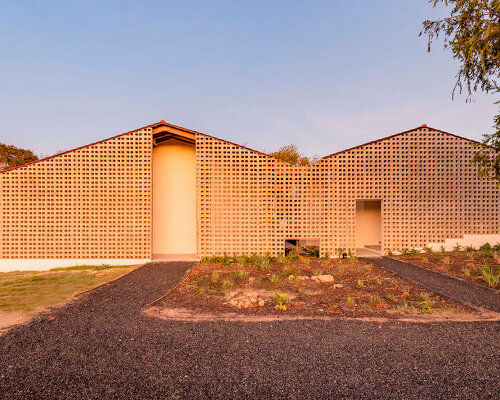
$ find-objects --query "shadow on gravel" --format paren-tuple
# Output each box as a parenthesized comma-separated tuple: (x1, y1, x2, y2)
(1, 261, 499, 400)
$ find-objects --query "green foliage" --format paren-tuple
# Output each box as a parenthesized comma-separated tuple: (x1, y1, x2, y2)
(419, 292, 436, 312)
(369, 295, 381, 306)
(421, 0, 500, 184)
(320, 252, 330, 261)
(313, 270, 323, 276)
(479, 264, 500, 288)
(423, 246, 434, 254)
(282, 266, 299, 278)
(301, 245, 319, 258)
(200, 255, 223, 264)
(336, 265, 345, 275)
(462, 267, 471, 276)
(385, 248, 394, 257)
(480, 243, 492, 251)
(346, 296, 356, 306)
(408, 248, 421, 256)
(348, 249, 357, 263)
(453, 243, 463, 252)
(286, 250, 300, 261)
(222, 253, 232, 267)
(375, 278, 383, 285)
(274, 293, 289, 310)
(210, 271, 220, 283)
(270, 144, 317, 166)
(0, 143, 38, 171)
(236, 255, 248, 268)
(356, 279, 365, 288)
(221, 279, 234, 290)
(253, 255, 271, 272)
(276, 253, 289, 267)
(335, 248, 346, 259)
(49, 263, 128, 271)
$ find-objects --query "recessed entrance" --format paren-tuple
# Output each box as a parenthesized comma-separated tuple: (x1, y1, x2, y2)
(356, 200, 382, 257)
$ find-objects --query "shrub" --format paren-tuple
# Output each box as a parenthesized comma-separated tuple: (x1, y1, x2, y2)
(274, 293, 289, 311)
(287, 250, 300, 262)
(462, 267, 471, 277)
(423, 246, 434, 254)
(346, 296, 356, 306)
(302, 246, 319, 258)
(236, 255, 248, 268)
(282, 266, 299, 278)
(232, 269, 249, 281)
(356, 279, 365, 288)
(254, 255, 271, 272)
(479, 243, 492, 252)
(200, 255, 223, 264)
(453, 243, 462, 253)
(369, 295, 381, 306)
(408, 248, 420, 256)
(221, 279, 234, 290)
(222, 253, 232, 267)
(269, 274, 281, 287)
(313, 270, 323, 276)
(276, 253, 289, 267)
(479, 265, 499, 288)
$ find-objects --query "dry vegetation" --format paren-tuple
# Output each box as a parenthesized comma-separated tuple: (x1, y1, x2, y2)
(157, 252, 471, 318)
(0, 264, 137, 330)
(396, 243, 500, 290)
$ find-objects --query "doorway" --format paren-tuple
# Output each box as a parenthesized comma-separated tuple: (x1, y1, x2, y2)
(356, 200, 382, 257)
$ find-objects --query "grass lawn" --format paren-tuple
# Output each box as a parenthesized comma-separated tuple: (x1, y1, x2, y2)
(0, 264, 139, 329)
(152, 253, 475, 320)
(396, 245, 500, 289)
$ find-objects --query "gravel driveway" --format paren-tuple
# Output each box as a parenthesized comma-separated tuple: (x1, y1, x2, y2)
(1, 262, 499, 399)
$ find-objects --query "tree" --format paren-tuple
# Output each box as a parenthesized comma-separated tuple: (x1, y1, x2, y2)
(0, 143, 38, 171)
(421, 0, 500, 182)
(271, 144, 316, 166)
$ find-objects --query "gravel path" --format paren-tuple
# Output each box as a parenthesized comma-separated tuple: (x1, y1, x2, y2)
(1, 262, 499, 399)
(361, 257, 500, 312)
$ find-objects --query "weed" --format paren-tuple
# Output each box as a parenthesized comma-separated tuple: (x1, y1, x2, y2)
(369, 295, 381, 306)
(421, 256, 429, 263)
(29, 276, 43, 282)
(385, 248, 394, 257)
(442, 256, 452, 265)
(493, 243, 500, 252)
(232, 269, 249, 281)
(269, 274, 281, 287)
(346, 296, 356, 306)
(236, 255, 248, 268)
(434, 252, 445, 263)
(386, 293, 398, 302)
(439, 245, 446, 254)
(313, 270, 323, 276)
(348, 249, 357, 263)
(493, 252, 500, 264)
(375, 277, 383, 285)
(282, 266, 299, 278)
(423, 247, 434, 254)
(479, 248, 494, 258)
(478, 265, 499, 288)
(200, 255, 223, 264)
(287, 250, 300, 262)
(462, 267, 471, 277)
(210, 271, 220, 283)
(320, 251, 330, 261)
(335, 248, 346, 259)
(274, 293, 289, 310)
(336, 265, 345, 275)
(465, 246, 476, 259)
(453, 243, 462, 253)
(222, 253, 232, 267)
(302, 246, 319, 258)
(419, 292, 436, 312)
(254, 255, 271, 272)
(276, 253, 289, 267)
(301, 257, 311, 266)
(408, 248, 420, 256)
(356, 279, 365, 288)
(402, 289, 410, 298)
(479, 243, 492, 252)
(221, 279, 234, 290)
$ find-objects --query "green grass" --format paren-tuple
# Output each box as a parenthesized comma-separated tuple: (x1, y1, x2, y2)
(49, 264, 133, 272)
(0, 265, 135, 312)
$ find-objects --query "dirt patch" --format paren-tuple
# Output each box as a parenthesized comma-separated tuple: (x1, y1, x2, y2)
(397, 249, 500, 290)
(151, 255, 478, 319)
(0, 310, 32, 330)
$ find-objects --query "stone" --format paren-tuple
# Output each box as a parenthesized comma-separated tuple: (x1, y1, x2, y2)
(288, 275, 295, 280)
(258, 300, 265, 307)
(316, 274, 334, 283)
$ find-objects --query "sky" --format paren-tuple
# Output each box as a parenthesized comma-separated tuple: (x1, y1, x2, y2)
(0, 0, 497, 158)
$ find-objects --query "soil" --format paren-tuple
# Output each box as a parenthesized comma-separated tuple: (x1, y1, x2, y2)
(0, 310, 32, 330)
(155, 257, 477, 319)
(397, 251, 500, 289)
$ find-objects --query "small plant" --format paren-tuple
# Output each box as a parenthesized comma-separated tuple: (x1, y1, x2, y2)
(478, 265, 500, 288)
(29, 276, 43, 282)
(287, 250, 300, 262)
(400, 248, 410, 256)
(335, 248, 346, 259)
(423, 247, 434, 254)
(453, 243, 462, 253)
(276, 253, 289, 267)
(232, 269, 249, 281)
(348, 249, 357, 263)
(421, 256, 429, 263)
(385, 248, 394, 257)
(442, 256, 452, 265)
(269, 274, 281, 286)
(302, 246, 319, 258)
(369, 295, 381, 306)
(493, 243, 500, 252)
(356, 279, 365, 288)
(408, 248, 420, 256)
(346, 296, 356, 306)
(255, 255, 271, 272)
(419, 292, 436, 312)
(493, 252, 500, 264)
(221, 279, 234, 290)
(210, 271, 220, 283)
(375, 277, 383, 285)
(301, 257, 311, 266)
(320, 251, 330, 261)
(439, 245, 446, 254)
(462, 267, 471, 277)
(336, 265, 345, 275)
(236, 255, 248, 268)
(434, 252, 445, 263)
(402, 289, 410, 298)
(282, 266, 299, 278)
(274, 293, 289, 310)
(479, 243, 492, 252)
(222, 253, 232, 267)
(386, 293, 398, 302)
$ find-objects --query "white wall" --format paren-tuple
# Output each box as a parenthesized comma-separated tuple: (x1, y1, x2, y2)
(152, 139, 196, 258)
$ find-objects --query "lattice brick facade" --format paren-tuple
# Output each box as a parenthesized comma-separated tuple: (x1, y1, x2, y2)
(0, 128, 152, 259)
(196, 127, 500, 257)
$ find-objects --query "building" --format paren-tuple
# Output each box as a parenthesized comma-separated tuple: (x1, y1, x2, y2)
(1, 121, 499, 271)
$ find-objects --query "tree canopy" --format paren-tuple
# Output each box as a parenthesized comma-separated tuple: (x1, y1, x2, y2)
(421, 0, 500, 183)
(270, 144, 317, 166)
(0, 143, 38, 171)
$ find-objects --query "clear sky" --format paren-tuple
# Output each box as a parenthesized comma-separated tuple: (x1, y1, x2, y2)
(0, 0, 497, 158)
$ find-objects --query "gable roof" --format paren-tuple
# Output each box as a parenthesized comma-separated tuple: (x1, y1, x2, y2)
(1, 121, 485, 173)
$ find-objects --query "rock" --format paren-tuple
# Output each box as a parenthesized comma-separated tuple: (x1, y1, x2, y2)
(288, 275, 295, 280)
(248, 277, 256, 284)
(250, 298, 258, 304)
(316, 274, 334, 283)
(258, 300, 265, 307)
